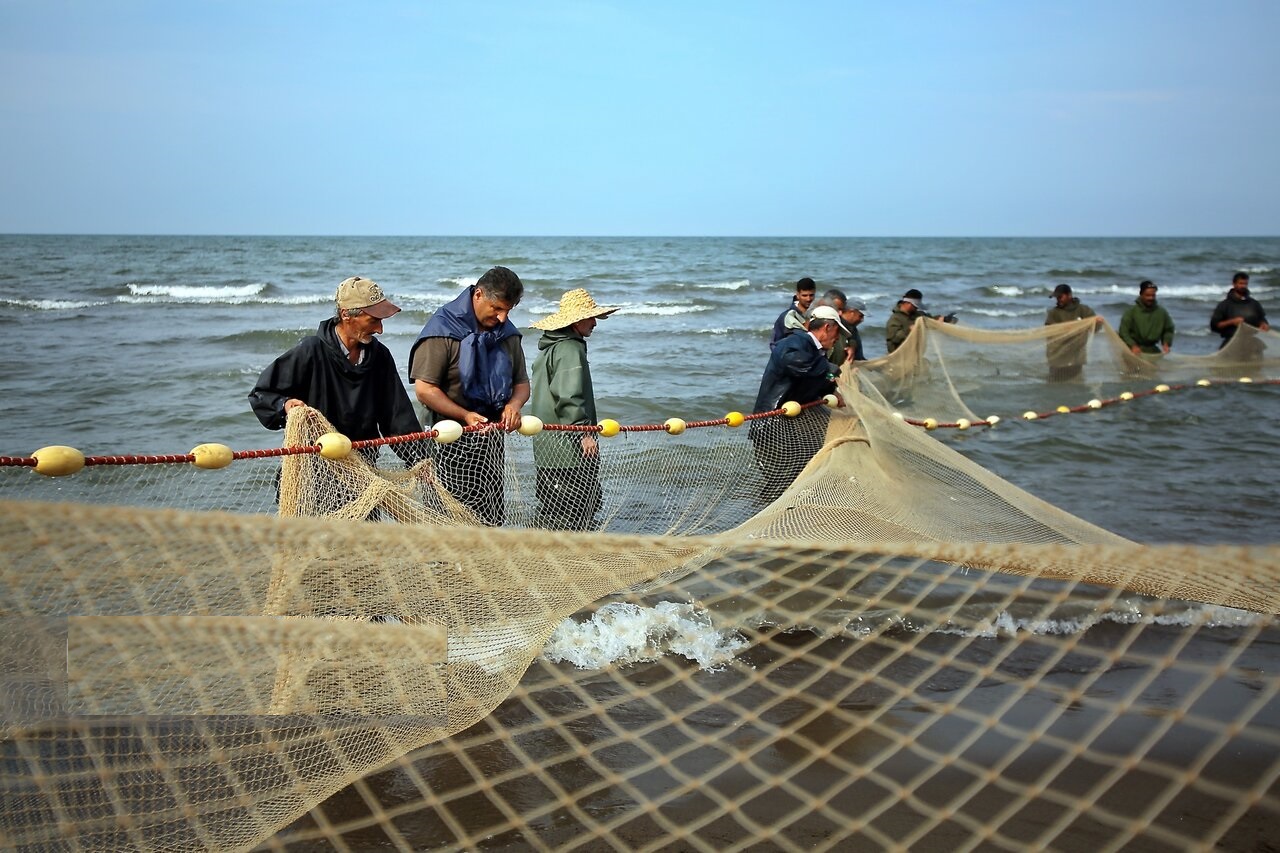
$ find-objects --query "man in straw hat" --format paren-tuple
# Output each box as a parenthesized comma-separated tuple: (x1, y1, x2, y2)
(528, 288, 619, 530)
(409, 266, 530, 526)
(249, 275, 424, 468)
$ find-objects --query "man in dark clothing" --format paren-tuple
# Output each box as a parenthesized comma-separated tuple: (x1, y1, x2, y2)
(409, 266, 529, 526)
(1210, 272, 1270, 349)
(249, 276, 424, 467)
(811, 290, 867, 364)
(751, 314, 845, 501)
(770, 277, 817, 349)
(838, 296, 868, 363)
(1044, 284, 1099, 381)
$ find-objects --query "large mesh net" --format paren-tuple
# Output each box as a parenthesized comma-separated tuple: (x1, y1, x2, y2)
(2, 319, 1279, 851)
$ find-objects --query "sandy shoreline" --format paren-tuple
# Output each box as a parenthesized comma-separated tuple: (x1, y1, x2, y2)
(270, 623, 1280, 851)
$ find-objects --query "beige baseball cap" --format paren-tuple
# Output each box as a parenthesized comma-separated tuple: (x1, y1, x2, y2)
(336, 276, 400, 319)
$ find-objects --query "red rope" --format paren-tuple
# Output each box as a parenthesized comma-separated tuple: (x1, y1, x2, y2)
(4, 380, 1273, 464)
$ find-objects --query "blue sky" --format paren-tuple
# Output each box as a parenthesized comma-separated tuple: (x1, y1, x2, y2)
(1, 1, 1276, 236)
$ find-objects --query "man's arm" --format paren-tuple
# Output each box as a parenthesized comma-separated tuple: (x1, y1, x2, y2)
(415, 380, 485, 426)
(248, 341, 311, 430)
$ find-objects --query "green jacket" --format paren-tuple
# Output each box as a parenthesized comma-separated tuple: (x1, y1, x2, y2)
(529, 327, 597, 469)
(1045, 298, 1096, 325)
(885, 307, 918, 354)
(1118, 300, 1175, 352)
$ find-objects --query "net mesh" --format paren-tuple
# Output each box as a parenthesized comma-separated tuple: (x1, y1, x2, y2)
(2, 320, 1279, 851)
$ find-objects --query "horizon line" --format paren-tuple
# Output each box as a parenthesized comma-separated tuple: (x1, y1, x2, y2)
(3, 232, 1279, 240)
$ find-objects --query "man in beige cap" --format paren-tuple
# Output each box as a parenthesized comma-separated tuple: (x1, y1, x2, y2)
(528, 288, 618, 529)
(249, 276, 424, 468)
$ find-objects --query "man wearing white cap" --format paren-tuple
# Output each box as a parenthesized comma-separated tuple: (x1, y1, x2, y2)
(750, 311, 847, 501)
(811, 297, 867, 364)
(249, 276, 424, 467)
(528, 288, 619, 529)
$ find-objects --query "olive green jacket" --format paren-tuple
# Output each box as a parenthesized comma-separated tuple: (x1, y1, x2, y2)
(529, 327, 597, 468)
(1118, 300, 1175, 352)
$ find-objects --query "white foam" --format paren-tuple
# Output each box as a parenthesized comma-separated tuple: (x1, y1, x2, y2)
(991, 285, 1025, 297)
(126, 283, 266, 300)
(1096, 282, 1227, 299)
(2, 298, 108, 311)
(940, 602, 1270, 639)
(700, 279, 752, 291)
(541, 601, 748, 671)
(623, 304, 713, 317)
(436, 276, 479, 289)
(967, 307, 1043, 318)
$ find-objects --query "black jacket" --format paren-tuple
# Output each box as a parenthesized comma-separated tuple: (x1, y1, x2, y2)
(1210, 290, 1268, 345)
(249, 318, 424, 464)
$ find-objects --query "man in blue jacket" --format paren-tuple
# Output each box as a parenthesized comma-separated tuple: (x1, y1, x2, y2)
(409, 266, 529, 526)
(751, 313, 846, 501)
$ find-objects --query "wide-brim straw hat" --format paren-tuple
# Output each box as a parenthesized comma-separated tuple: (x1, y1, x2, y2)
(530, 288, 619, 330)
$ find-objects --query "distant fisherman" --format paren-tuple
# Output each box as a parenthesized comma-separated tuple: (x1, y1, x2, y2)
(770, 277, 817, 349)
(811, 289, 867, 363)
(885, 294, 925, 354)
(1118, 280, 1174, 355)
(1044, 284, 1100, 382)
(1210, 272, 1269, 348)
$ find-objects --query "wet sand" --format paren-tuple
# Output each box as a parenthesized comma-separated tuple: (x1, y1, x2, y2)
(270, 623, 1280, 851)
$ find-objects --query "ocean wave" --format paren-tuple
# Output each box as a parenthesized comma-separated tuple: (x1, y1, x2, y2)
(435, 276, 480, 289)
(0, 297, 109, 311)
(623, 304, 715, 316)
(966, 307, 1044, 318)
(945, 602, 1269, 638)
(539, 597, 1270, 674)
(126, 283, 267, 300)
(542, 601, 747, 671)
(1045, 268, 1116, 278)
(1237, 266, 1273, 275)
(1093, 282, 1227, 300)
(989, 285, 1026, 297)
(699, 279, 752, 291)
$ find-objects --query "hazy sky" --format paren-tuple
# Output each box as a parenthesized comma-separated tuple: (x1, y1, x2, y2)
(2, 1, 1277, 237)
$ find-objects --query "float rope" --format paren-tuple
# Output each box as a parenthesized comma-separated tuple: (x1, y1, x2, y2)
(3, 380, 1273, 475)
(898, 376, 1279, 430)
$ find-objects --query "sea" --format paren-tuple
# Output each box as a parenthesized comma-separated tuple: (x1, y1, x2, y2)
(2, 235, 1278, 848)
(1, 234, 1276, 546)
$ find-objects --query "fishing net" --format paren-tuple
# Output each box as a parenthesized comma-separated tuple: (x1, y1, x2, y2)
(2, 319, 1279, 851)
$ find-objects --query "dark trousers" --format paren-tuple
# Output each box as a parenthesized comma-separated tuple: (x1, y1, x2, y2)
(535, 458, 603, 530)
(749, 408, 829, 502)
(433, 430, 507, 526)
